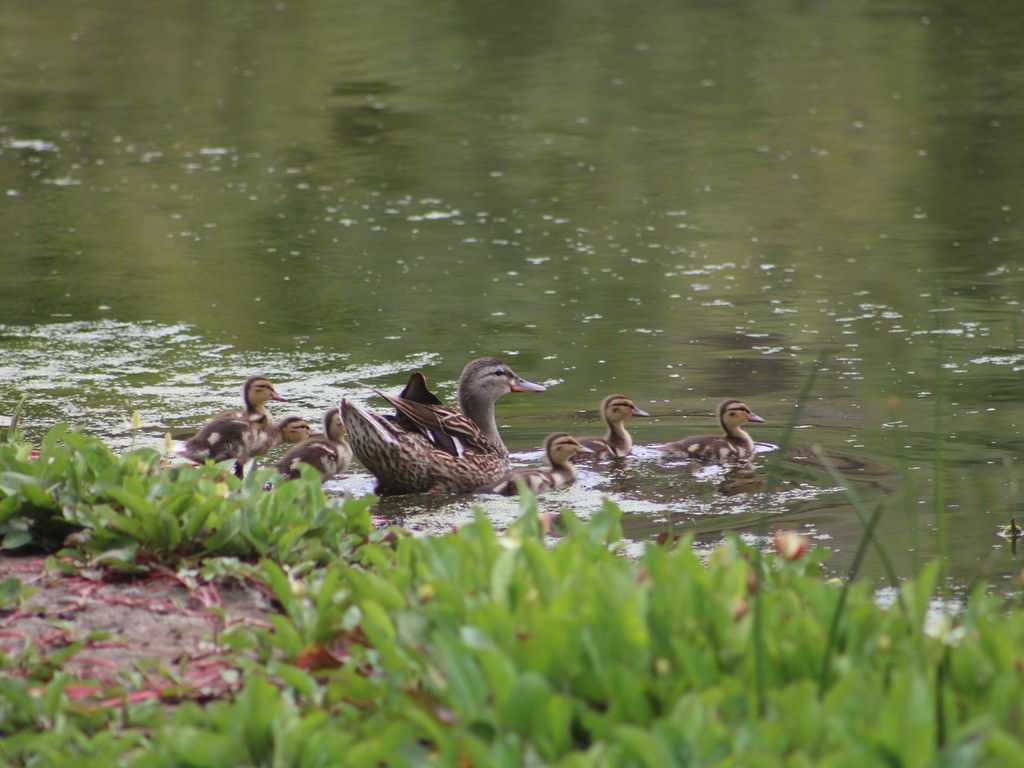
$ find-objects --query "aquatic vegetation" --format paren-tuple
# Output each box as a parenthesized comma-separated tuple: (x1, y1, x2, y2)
(1, 429, 1024, 766)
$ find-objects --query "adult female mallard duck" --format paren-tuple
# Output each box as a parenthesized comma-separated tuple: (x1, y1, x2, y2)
(476, 432, 591, 495)
(273, 408, 352, 482)
(577, 394, 650, 459)
(661, 399, 764, 461)
(181, 415, 311, 476)
(340, 357, 546, 494)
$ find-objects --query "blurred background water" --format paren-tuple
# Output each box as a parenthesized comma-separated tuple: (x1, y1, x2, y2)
(2, 0, 1023, 591)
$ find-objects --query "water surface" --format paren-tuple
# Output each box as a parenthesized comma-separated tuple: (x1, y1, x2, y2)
(2, 0, 1024, 592)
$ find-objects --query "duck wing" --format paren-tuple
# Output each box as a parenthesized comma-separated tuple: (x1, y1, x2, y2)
(392, 372, 459, 456)
(362, 384, 492, 457)
(397, 371, 445, 406)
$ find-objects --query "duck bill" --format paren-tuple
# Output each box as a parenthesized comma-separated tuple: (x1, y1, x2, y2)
(271, 394, 288, 402)
(747, 411, 765, 423)
(632, 407, 651, 418)
(574, 443, 594, 454)
(510, 376, 546, 393)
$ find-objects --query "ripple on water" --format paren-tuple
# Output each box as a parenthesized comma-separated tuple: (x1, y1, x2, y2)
(0, 319, 439, 450)
(1, 320, 887, 565)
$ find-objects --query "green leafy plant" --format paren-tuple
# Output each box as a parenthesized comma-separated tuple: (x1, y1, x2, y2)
(0, 427, 374, 569)
(245, 498, 1024, 766)
(3, 425, 1024, 766)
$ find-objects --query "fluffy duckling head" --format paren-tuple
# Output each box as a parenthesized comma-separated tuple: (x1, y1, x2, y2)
(544, 432, 591, 467)
(718, 399, 765, 435)
(277, 416, 313, 444)
(322, 408, 347, 443)
(244, 376, 287, 409)
(601, 394, 650, 423)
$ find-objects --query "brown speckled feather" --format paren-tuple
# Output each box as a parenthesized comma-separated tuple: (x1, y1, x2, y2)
(392, 371, 458, 455)
(361, 385, 494, 456)
(341, 398, 509, 494)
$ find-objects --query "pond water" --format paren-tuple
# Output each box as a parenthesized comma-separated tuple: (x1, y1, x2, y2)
(2, 0, 1023, 593)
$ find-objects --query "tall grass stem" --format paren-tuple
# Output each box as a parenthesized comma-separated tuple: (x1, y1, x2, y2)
(752, 354, 824, 716)
(817, 502, 884, 698)
(811, 446, 906, 616)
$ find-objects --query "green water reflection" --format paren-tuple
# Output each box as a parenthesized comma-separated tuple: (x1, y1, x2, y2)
(2, 0, 1023, 590)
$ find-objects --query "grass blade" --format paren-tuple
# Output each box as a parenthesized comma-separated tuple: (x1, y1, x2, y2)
(810, 445, 906, 617)
(817, 502, 884, 698)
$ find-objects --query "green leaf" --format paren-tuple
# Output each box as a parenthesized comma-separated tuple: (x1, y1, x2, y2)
(501, 672, 572, 759)
(0, 576, 29, 606)
(272, 663, 321, 699)
(0, 471, 47, 498)
(182, 497, 218, 539)
(611, 723, 677, 767)
(262, 560, 299, 618)
(359, 600, 397, 645)
(1, 530, 32, 550)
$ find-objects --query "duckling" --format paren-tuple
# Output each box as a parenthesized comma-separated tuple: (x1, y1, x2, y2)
(577, 394, 650, 459)
(162, 377, 287, 443)
(273, 409, 352, 482)
(661, 399, 764, 462)
(180, 417, 263, 477)
(209, 375, 287, 428)
(180, 415, 311, 477)
(476, 433, 591, 496)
